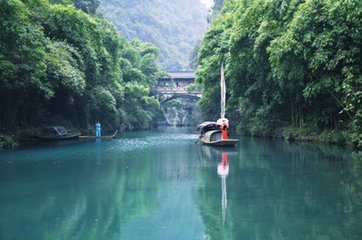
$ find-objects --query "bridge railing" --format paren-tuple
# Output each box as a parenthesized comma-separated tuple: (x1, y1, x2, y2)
(156, 87, 202, 94)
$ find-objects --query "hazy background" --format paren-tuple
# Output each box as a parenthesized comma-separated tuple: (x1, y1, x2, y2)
(98, 0, 211, 70)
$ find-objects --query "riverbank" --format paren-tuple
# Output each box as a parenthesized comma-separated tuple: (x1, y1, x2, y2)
(0, 124, 145, 149)
(0, 134, 17, 149)
(1, 125, 361, 150)
(0, 126, 82, 149)
(278, 126, 361, 150)
(235, 124, 361, 150)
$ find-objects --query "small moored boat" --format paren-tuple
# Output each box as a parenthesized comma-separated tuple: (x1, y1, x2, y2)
(35, 126, 80, 141)
(197, 122, 238, 147)
(196, 63, 239, 147)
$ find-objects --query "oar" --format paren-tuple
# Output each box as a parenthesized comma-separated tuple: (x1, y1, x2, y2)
(194, 136, 201, 144)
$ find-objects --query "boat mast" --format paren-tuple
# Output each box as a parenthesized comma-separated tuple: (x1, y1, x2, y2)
(220, 63, 226, 119)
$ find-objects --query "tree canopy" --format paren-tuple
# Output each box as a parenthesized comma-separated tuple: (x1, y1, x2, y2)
(197, 0, 362, 147)
(0, 0, 163, 133)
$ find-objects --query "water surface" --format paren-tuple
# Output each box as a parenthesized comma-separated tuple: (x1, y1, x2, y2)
(0, 128, 361, 239)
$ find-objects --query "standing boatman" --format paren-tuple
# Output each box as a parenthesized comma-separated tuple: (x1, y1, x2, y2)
(95, 122, 101, 137)
(217, 118, 229, 140)
(220, 119, 228, 140)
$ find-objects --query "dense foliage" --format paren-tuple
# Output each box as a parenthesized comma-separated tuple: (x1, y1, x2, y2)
(0, 0, 162, 134)
(197, 0, 362, 147)
(97, 0, 208, 70)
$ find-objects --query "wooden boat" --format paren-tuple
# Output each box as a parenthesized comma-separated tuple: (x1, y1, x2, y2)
(196, 64, 239, 147)
(197, 122, 238, 147)
(35, 126, 80, 141)
(201, 130, 239, 146)
(79, 130, 118, 139)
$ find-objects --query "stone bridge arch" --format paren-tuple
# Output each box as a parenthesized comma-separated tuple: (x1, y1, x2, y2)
(160, 93, 201, 104)
(155, 71, 203, 126)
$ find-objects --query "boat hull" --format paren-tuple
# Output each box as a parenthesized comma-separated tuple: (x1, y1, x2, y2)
(201, 138, 239, 146)
(79, 130, 118, 139)
(200, 130, 238, 147)
(35, 133, 80, 141)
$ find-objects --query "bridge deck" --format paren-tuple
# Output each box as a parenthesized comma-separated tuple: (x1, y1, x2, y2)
(156, 71, 202, 101)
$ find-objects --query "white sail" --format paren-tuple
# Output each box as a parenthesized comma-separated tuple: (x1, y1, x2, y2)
(220, 63, 226, 119)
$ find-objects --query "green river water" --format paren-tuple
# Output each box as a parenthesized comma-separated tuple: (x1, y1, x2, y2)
(0, 127, 361, 240)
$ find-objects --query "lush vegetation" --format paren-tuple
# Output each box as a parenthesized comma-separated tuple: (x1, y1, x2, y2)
(97, 0, 208, 70)
(196, 0, 362, 148)
(0, 0, 163, 140)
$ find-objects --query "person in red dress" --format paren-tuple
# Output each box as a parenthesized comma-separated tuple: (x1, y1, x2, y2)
(220, 120, 228, 140)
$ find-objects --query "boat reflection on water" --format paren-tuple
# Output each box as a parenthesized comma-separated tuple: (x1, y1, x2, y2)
(217, 152, 229, 225)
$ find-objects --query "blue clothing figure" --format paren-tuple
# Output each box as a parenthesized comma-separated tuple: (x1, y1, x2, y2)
(96, 122, 101, 137)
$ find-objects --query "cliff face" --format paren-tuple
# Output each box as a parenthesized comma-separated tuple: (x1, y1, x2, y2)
(98, 0, 209, 70)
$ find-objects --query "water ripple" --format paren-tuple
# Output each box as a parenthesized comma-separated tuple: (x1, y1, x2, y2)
(111, 133, 199, 152)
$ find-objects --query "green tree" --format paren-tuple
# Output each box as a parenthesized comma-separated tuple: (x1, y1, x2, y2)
(0, 0, 163, 136)
(197, 0, 361, 147)
(269, 0, 362, 145)
(0, 0, 50, 128)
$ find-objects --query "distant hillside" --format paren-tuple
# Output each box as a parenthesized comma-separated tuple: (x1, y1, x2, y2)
(98, 0, 208, 70)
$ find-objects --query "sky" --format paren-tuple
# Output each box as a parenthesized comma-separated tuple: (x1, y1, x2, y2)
(200, 0, 214, 9)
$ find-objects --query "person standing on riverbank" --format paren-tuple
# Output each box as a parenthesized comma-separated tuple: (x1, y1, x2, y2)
(96, 122, 101, 137)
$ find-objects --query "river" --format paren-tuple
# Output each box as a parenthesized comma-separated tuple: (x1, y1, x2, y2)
(0, 127, 361, 240)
